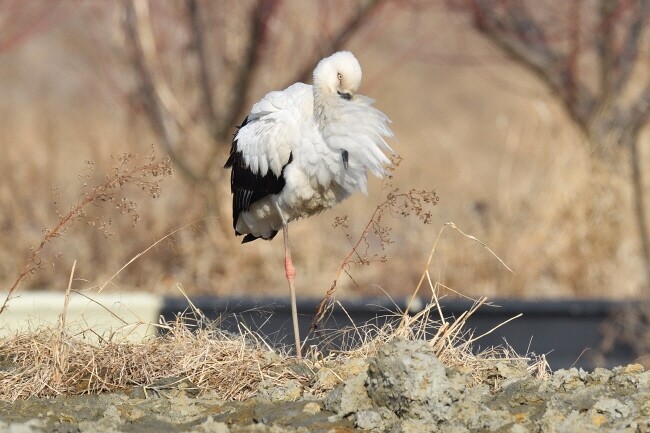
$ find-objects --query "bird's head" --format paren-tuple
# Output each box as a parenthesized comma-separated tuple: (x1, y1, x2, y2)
(313, 51, 362, 101)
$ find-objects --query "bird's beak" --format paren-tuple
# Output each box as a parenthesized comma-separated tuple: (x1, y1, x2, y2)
(337, 91, 352, 101)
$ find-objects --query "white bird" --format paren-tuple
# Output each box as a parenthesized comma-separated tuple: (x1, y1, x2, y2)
(224, 51, 394, 358)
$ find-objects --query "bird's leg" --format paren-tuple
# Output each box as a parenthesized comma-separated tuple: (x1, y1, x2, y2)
(283, 224, 301, 359)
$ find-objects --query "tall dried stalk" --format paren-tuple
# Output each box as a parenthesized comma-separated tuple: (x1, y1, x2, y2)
(0, 151, 173, 316)
(309, 165, 439, 335)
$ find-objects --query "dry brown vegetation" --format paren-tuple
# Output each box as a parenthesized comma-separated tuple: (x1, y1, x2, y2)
(0, 0, 649, 306)
(0, 243, 549, 401)
(0, 149, 173, 315)
(0, 298, 548, 401)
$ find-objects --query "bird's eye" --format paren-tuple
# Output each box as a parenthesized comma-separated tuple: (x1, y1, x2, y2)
(337, 73, 342, 82)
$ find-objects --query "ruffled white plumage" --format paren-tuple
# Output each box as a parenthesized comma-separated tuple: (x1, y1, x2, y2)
(230, 52, 394, 240)
(234, 84, 309, 178)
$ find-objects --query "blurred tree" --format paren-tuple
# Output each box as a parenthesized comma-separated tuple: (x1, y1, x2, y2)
(122, 0, 389, 236)
(0, 0, 61, 54)
(456, 0, 650, 291)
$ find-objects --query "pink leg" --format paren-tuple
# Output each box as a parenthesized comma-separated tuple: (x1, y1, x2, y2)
(285, 249, 296, 283)
(283, 225, 301, 358)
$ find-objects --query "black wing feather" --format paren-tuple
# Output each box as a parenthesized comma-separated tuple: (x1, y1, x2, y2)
(224, 116, 292, 238)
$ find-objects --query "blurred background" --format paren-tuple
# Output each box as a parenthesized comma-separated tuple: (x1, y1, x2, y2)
(1, 0, 649, 305)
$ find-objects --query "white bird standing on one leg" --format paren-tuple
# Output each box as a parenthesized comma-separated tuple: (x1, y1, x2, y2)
(225, 51, 394, 358)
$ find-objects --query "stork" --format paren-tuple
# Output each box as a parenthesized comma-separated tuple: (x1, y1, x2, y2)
(224, 51, 394, 358)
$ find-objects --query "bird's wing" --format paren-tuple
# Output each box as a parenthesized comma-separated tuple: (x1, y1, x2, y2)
(224, 83, 311, 231)
(321, 95, 395, 194)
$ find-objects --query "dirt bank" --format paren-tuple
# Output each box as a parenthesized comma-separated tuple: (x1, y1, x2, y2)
(1, 339, 649, 433)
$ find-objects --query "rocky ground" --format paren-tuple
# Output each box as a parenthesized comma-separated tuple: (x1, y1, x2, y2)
(1, 339, 649, 433)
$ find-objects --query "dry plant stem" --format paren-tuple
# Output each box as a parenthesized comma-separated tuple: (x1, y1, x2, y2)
(462, 312, 523, 348)
(96, 219, 206, 293)
(55, 260, 77, 380)
(404, 223, 448, 316)
(60, 260, 76, 334)
(446, 222, 513, 272)
(401, 222, 513, 328)
(310, 187, 438, 336)
(72, 291, 128, 327)
(310, 199, 387, 333)
(53, 261, 76, 386)
(0, 156, 171, 316)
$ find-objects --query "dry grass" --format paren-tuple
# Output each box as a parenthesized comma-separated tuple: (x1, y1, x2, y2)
(0, 313, 305, 401)
(0, 293, 548, 402)
(0, 224, 550, 402)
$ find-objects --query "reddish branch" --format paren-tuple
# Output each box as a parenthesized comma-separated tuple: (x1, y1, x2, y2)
(186, 0, 217, 136)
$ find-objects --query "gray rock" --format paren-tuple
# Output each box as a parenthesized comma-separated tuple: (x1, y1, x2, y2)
(592, 397, 632, 419)
(256, 379, 302, 402)
(324, 370, 373, 416)
(366, 339, 459, 422)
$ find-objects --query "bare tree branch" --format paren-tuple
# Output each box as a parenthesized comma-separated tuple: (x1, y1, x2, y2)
(567, 0, 583, 107)
(186, 0, 217, 136)
(612, 0, 650, 94)
(468, 0, 595, 131)
(124, 0, 202, 183)
(597, 0, 618, 102)
(217, 0, 281, 141)
(630, 136, 650, 288)
(626, 84, 650, 134)
(288, 0, 389, 86)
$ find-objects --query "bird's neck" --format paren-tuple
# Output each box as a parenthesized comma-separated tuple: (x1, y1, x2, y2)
(312, 89, 339, 127)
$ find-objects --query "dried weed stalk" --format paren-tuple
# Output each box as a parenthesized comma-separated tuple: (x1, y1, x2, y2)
(311, 157, 439, 331)
(314, 295, 548, 392)
(0, 148, 173, 316)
